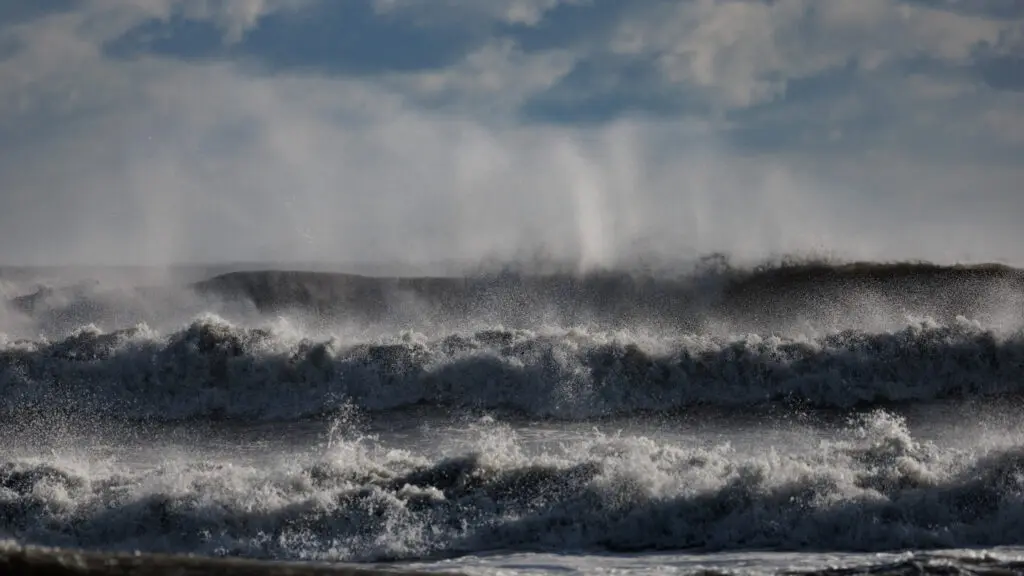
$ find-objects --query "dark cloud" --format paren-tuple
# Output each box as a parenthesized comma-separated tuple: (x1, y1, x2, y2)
(519, 57, 704, 124)
(0, 0, 75, 28)
(900, 0, 1024, 19)
(0, 35, 21, 61)
(977, 55, 1024, 91)
(104, 1, 483, 75)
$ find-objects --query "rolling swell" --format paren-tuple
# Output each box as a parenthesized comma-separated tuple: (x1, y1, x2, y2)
(1, 315, 1022, 422)
(5, 259, 1023, 336)
(189, 260, 1024, 331)
(4, 412, 1024, 561)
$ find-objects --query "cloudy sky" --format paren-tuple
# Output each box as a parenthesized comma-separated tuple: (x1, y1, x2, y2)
(0, 0, 1021, 269)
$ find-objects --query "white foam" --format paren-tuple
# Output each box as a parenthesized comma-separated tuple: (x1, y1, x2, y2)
(3, 412, 1024, 563)
(0, 316, 1022, 422)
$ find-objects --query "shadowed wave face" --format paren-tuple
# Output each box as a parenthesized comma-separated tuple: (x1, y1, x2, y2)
(6, 258, 1022, 334)
(187, 259, 1024, 333)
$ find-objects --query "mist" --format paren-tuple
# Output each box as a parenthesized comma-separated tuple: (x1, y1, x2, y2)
(0, 0, 1022, 271)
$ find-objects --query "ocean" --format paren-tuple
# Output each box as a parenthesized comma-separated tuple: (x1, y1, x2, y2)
(1, 259, 1024, 575)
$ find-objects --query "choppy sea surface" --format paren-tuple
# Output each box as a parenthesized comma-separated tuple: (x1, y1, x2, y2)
(2, 259, 1024, 575)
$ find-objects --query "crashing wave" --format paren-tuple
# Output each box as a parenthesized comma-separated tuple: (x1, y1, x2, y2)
(3, 412, 1024, 562)
(1, 315, 1022, 422)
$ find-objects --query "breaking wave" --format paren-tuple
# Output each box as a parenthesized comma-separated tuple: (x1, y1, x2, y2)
(1, 314, 1023, 422)
(6, 259, 1024, 337)
(4, 412, 1024, 562)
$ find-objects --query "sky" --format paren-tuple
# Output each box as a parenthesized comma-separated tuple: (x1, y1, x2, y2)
(0, 0, 1021, 269)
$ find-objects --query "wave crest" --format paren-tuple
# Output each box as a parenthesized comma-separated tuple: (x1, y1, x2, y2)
(2, 316, 1023, 422)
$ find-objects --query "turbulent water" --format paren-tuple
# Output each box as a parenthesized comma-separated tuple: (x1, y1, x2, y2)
(2, 259, 1024, 575)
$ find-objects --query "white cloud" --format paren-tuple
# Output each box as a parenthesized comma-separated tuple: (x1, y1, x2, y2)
(372, 0, 585, 26)
(389, 40, 577, 114)
(603, 0, 1014, 108)
(179, 0, 312, 43)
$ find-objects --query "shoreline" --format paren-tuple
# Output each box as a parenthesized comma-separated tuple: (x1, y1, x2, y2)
(0, 543, 459, 576)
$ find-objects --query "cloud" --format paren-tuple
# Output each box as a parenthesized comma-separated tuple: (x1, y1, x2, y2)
(176, 0, 312, 43)
(0, 0, 76, 28)
(0, 0, 1021, 269)
(372, 0, 585, 27)
(90, 0, 310, 44)
(106, 2, 488, 77)
(521, 0, 1018, 112)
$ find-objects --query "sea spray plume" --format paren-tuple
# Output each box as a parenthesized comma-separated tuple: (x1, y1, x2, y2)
(5, 256, 1023, 336)
(714, 259, 1024, 333)
(324, 399, 367, 450)
(184, 258, 1024, 333)
(2, 315, 1024, 423)
(0, 272, 266, 340)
